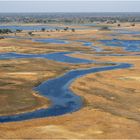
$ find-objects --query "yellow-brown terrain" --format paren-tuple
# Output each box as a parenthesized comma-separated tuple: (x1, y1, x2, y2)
(0, 23, 140, 139)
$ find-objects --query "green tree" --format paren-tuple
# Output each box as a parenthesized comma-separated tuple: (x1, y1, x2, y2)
(28, 31, 33, 36)
(41, 28, 45, 32)
(71, 28, 75, 32)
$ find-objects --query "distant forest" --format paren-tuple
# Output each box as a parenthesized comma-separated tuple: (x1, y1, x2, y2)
(0, 12, 140, 24)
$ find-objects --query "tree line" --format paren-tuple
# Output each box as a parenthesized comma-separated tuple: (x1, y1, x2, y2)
(0, 29, 13, 34)
(0, 29, 23, 34)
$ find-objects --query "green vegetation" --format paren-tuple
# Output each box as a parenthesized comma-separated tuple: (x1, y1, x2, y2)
(16, 29, 22, 33)
(71, 28, 75, 32)
(41, 28, 46, 32)
(117, 24, 121, 27)
(64, 27, 69, 31)
(0, 29, 12, 34)
(99, 26, 110, 30)
(28, 31, 33, 36)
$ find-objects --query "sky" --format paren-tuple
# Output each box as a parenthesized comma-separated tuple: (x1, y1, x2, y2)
(0, 1, 140, 13)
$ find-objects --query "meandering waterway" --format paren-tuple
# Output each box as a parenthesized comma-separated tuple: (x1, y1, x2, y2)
(0, 37, 134, 123)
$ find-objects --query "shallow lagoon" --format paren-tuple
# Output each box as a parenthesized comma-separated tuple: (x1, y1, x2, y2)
(115, 29, 140, 35)
(33, 38, 68, 44)
(100, 39, 140, 52)
(0, 25, 63, 31)
(0, 52, 92, 64)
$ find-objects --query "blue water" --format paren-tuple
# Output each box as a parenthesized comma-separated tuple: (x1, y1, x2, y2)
(0, 25, 63, 31)
(0, 25, 91, 31)
(0, 52, 92, 64)
(0, 30, 136, 123)
(82, 23, 96, 27)
(0, 50, 132, 123)
(80, 41, 103, 52)
(33, 38, 68, 44)
(3, 36, 69, 46)
(76, 40, 93, 47)
(83, 42, 93, 46)
(115, 29, 140, 35)
(93, 46, 103, 52)
(100, 39, 140, 52)
(0, 62, 131, 123)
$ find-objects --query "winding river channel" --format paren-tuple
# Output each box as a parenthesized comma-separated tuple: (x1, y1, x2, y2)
(0, 38, 134, 123)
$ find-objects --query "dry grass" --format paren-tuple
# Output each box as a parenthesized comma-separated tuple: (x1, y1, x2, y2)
(0, 23, 140, 139)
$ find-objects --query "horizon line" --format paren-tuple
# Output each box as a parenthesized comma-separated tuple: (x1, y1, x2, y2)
(0, 12, 140, 13)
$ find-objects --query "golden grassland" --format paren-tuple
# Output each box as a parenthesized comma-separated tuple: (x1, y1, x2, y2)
(0, 23, 140, 139)
(0, 57, 104, 116)
(0, 35, 104, 116)
(0, 58, 66, 115)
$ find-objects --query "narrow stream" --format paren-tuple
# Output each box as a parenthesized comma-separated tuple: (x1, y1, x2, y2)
(0, 37, 134, 123)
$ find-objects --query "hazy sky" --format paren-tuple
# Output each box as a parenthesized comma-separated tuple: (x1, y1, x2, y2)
(0, 1, 140, 13)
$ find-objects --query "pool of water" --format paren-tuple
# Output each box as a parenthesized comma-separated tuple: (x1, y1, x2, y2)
(0, 52, 93, 64)
(0, 25, 63, 31)
(76, 40, 93, 47)
(92, 46, 103, 52)
(115, 29, 140, 35)
(83, 42, 93, 46)
(33, 38, 68, 44)
(3, 36, 69, 45)
(100, 39, 140, 52)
